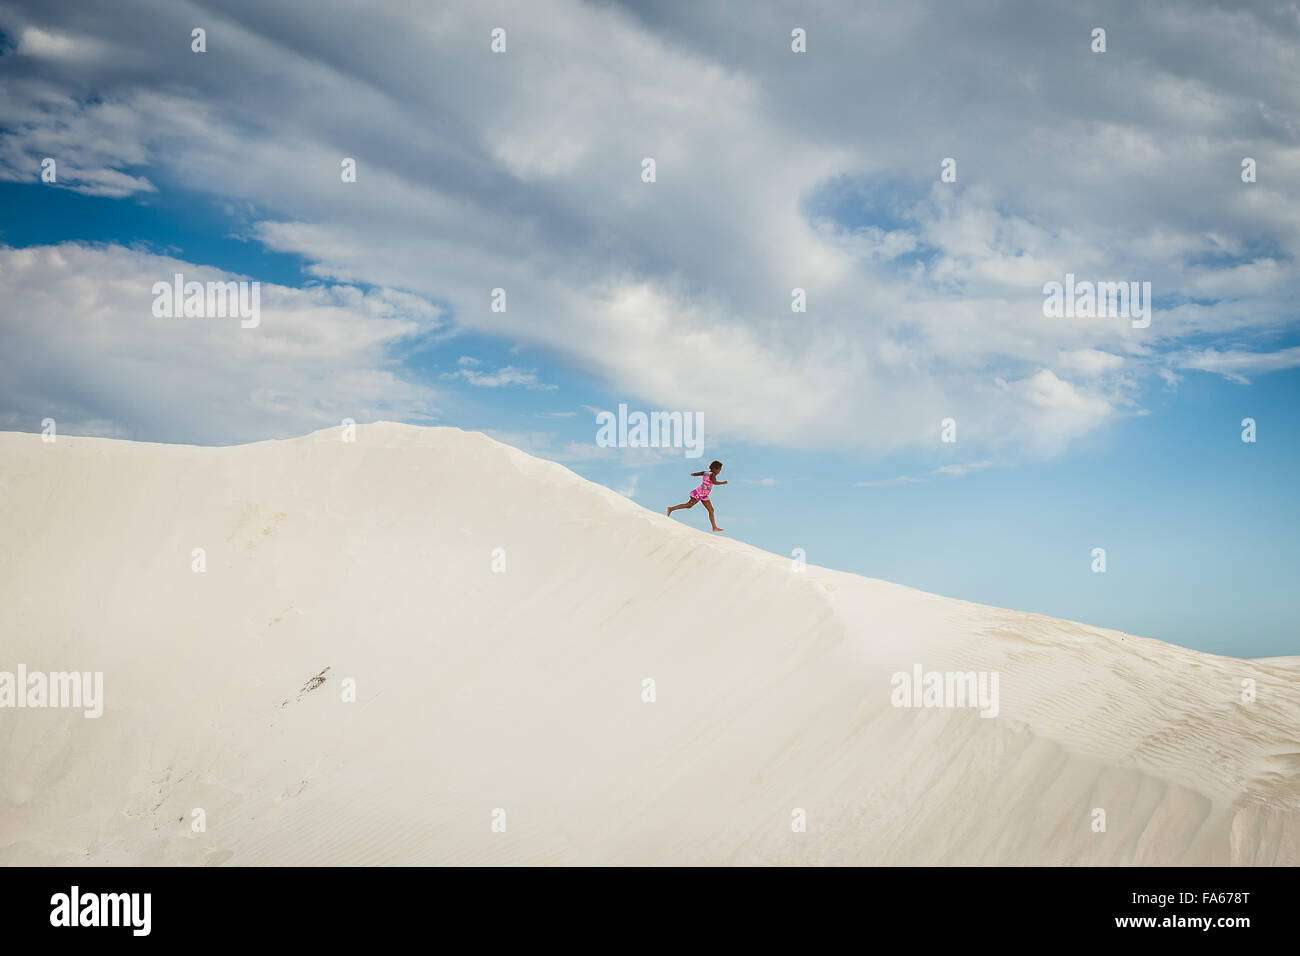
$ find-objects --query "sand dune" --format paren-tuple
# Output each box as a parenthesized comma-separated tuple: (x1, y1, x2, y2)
(1, 423, 1296, 865)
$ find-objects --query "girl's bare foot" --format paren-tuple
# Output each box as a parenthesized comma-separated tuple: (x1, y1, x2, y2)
(665, 507, 671, 516)
(712, 527, 724, 533)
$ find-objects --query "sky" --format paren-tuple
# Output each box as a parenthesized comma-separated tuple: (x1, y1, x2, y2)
(0, 0, 1297, 657)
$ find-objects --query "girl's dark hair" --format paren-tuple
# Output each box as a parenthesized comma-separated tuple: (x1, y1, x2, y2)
(710, 460, 723, 470)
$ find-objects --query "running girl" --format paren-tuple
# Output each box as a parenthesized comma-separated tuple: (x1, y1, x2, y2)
(666, 460, 726, 533)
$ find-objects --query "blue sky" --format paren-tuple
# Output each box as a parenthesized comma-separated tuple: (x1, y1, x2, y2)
(1, 0, 1297, 657)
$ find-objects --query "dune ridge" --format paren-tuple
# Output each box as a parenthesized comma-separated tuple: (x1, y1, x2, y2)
(1, 422, 1296, 865)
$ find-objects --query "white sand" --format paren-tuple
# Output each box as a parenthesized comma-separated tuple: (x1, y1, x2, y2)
(1, 422, 1296, 865)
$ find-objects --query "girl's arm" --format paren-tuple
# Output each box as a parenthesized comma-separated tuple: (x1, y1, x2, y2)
(690, 471, 705, 477)
(714, 480, 728, 485)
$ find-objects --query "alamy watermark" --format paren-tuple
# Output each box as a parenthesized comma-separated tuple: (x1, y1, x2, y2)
(50, 886, 150, 936)
(152, 273, 260, 328)
(891, 664, 999, 718)
(0, 665, 103, 718)
(595, 403, 704, 458)
(1043, 273, 1151, 329)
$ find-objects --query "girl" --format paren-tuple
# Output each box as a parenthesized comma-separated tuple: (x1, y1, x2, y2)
(666, 460, 726, 533)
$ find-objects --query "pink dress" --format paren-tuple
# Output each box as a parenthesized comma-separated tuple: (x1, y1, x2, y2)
(689, 472, 714, 501)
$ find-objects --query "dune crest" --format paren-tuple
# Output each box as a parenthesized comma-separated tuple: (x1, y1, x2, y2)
(1, 423, 1296, 865)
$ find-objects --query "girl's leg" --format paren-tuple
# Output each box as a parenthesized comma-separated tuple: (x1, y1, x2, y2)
(703, 500, 722, 532)
(666, 498, 698, 516)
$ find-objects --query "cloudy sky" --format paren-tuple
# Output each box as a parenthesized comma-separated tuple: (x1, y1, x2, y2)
(1, 0, 1297, 656)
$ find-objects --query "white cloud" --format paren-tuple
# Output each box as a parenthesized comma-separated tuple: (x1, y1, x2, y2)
(614, 474, 640, 499)
(859, 459, 994, 486)
(1057, 349, 1127, 377)
(1174, 346, 1300, 384)
(0, 0, 1296, 455)
(0, 243, 441, 443)
(932, 461, 993, 478)
(443, 365, 554, 389)
(17, 26, 104, 60)
(994, 370, 1120, 454)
